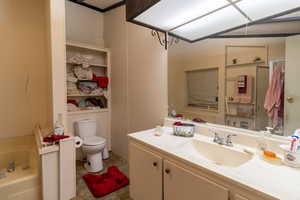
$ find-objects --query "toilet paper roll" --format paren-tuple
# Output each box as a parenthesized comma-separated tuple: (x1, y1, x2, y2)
(74, 136, 83, 148)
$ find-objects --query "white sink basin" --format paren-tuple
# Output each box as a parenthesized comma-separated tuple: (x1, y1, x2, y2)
(177, 139, 253, 167)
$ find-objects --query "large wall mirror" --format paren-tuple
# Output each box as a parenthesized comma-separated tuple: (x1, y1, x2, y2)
(168, 33, 300, 137)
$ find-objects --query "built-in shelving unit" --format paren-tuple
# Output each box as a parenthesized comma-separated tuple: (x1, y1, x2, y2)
(65, 41, 111, 149)
(66, 41, 110, 111)
(225, 46, 268, 130)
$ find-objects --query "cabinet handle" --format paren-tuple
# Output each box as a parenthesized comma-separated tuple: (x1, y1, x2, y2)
(165, 169, 170, 174)
(287, 97, 294, 103)
(153, 162, 158, 167)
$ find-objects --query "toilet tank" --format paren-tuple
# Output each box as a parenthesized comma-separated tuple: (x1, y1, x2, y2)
(75, 119, 97, 139)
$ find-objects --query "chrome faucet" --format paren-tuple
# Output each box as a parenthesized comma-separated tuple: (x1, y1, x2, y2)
(213, 132, 237, 147)
(7, 161, 15, 173)
(213, 132, 224, 145)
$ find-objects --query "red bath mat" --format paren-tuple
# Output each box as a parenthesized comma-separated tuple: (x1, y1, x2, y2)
(82, 166, 129, 197)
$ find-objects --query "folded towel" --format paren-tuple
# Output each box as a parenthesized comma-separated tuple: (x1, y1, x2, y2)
(92, 75, 109, 88)
(43, 135, 69, 143)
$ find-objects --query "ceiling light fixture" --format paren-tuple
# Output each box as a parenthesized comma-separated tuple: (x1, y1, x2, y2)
(126, 0, 300, 42)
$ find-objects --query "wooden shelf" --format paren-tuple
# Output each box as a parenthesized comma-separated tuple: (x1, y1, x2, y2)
(66, 62, 107, 68)
(226, 113, 254, 119)
(66, 41, 109, 53)
(67, 94, 105, 97)
(227, 102, 255, 105)
(226, 61, 265, 67)
(67, 109, 108, 115)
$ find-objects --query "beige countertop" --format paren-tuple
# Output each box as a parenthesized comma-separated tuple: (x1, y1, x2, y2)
(129, 127, 300, 200)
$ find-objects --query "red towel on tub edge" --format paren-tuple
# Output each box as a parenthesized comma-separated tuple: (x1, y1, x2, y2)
(82, 166, 129, 198)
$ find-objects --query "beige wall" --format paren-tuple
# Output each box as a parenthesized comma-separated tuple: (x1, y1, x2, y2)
(104, 7, 128, 158)
(65, 1, 104, 47)
(104, 6, 167, 159)
(0, 0, 52, 139)
(168, 38, 286, 125)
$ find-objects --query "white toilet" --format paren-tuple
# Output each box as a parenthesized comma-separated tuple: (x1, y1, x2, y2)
(75, 119, 109, 172)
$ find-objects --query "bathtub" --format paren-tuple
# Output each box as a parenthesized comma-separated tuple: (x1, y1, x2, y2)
(0, 135, 41, 200)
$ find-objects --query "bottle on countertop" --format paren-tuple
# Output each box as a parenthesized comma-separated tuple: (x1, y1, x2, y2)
(54, 113, 64, 136)
(292, 129, 300, 151)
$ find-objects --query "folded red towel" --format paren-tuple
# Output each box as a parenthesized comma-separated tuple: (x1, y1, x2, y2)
(67, 99, 79, 107)
(43, 135, 69, 143)
(92, 75, 109, 88)
(83, 166, 129, 197)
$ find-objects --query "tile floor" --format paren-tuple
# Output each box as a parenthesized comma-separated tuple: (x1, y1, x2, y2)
(75, 153, 132, 200)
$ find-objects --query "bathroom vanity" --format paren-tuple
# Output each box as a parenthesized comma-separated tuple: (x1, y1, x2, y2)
(128, 121, 299, 200)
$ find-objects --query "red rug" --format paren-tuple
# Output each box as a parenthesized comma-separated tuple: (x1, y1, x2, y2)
(82, 166, 129, 198)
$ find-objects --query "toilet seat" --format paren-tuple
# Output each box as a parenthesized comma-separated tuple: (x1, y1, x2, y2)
(83, 136, 106, 146)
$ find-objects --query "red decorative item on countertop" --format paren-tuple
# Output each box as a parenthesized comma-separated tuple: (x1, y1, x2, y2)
(192, 117, 206, 123)
(173, 121, 184, 126)
(82, 166, 129, 198)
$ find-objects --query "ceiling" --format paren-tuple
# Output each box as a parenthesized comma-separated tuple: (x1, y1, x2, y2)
(83, 0, 123, 9)
(69, 0, 124, 11)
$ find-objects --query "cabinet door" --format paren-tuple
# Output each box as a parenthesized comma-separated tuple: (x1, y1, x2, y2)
(129, 143, 163, 200)
(164, 160, 229, 200)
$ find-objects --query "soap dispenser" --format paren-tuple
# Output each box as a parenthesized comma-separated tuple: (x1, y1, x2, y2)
(257, 129, 270, 151)
(54, 113, 64, 136)
(259, 127, 281, 163)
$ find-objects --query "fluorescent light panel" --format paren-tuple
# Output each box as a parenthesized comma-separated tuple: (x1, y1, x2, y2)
(236, 0, 300, 21)
(134, 0, 300, 42)
(134, 0, 231, 30)
(171, 5, 249, 41)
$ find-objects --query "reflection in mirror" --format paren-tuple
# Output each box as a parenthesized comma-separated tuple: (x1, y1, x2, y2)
(168, 35, 300, 137)
(186, 68, 219, 111)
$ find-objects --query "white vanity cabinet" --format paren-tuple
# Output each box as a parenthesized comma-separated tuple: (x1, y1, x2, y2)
(164, 160, 229, 200)
(129, 140, 275, 200)
(129, 142, 228, 200)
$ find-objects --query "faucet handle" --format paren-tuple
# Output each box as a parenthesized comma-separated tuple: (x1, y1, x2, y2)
(213, 132, 219, 141)
(227, 133, 237, 138)
(7, 161, 15, 173)
(225, 134, 237, 146)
